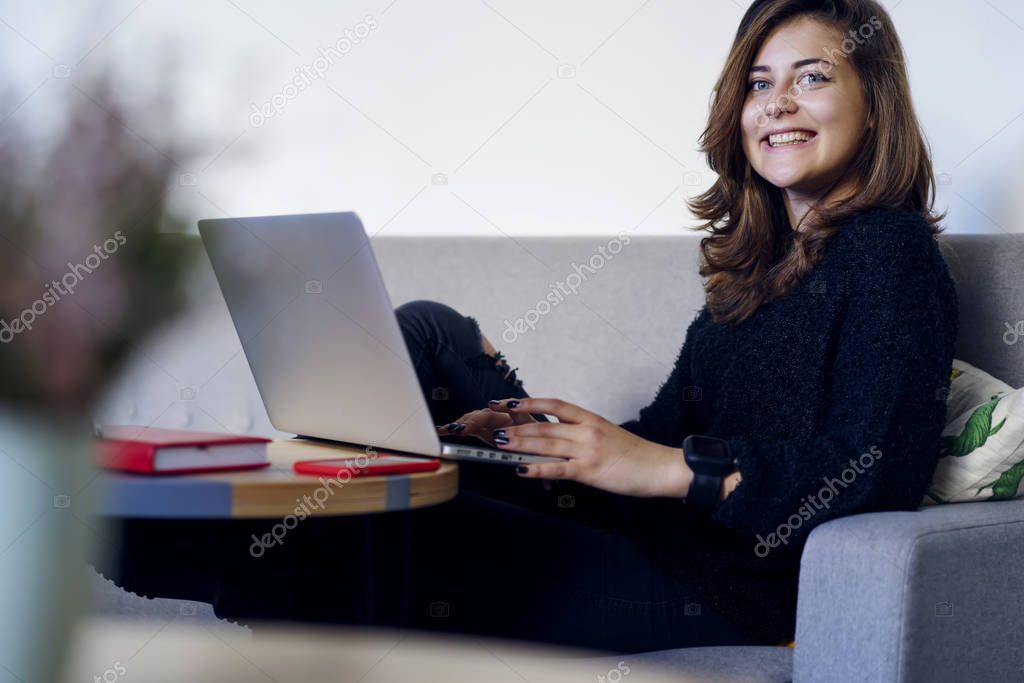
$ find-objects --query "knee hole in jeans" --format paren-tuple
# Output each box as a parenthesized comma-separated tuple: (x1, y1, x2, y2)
(465, 315, 525, 391)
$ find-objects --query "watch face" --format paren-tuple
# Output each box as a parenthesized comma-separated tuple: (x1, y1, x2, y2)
(688, 435, 729, 458)
(684, 435, 735, 475)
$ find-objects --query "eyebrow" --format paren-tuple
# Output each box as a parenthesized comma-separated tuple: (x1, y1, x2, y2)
(749, 58, 833, 73)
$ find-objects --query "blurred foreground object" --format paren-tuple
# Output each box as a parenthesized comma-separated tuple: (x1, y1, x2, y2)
(0, 73, 198, 683)
(0, 76, 196, 413)
(63, 617, 687, 683)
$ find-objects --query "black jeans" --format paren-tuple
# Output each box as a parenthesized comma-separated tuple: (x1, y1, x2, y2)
(106, 300, 759, 654)
(383, 299, 758, 652)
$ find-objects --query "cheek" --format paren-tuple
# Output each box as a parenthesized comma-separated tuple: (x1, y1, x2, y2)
(818, 119, 860, 167)
(740, 104, 762, 152)
(835, 115, 865, 154)
(805, 97, 863, 156)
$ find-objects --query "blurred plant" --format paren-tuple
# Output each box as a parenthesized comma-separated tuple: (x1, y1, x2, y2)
(0, 74, 199, 415)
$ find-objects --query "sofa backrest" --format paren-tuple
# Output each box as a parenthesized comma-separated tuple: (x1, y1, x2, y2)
(938, 234, 1024, 386)
(371, 233, 1024, 420)
(97, 232, 1024, 435)
(373, 235, 706, 424)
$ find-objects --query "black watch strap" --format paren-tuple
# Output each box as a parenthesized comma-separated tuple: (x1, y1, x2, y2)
(686, 471, 723, 511)
(682, 434, 733, 512)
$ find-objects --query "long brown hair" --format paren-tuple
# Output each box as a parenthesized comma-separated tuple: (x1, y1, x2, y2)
(687, 0, 944, 325)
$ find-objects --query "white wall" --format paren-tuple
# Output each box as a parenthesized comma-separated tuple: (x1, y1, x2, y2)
(1, 0, 1022, 236)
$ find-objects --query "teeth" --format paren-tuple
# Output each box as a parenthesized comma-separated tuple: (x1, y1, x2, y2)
(768, 131, 814, 147)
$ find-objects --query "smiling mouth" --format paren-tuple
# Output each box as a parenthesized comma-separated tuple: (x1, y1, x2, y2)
(762, 130, 817, 148)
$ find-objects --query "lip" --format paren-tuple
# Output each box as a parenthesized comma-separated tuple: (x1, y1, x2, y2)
(761, 128, 818, 153)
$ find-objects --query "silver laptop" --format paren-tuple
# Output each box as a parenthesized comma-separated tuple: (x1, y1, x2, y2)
(198, 211, 563, 466)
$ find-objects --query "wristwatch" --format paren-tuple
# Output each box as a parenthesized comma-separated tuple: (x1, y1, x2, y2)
(682, 434, 737, 512)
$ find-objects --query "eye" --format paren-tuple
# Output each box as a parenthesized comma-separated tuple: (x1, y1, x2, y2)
(797, 71, 831, 88)
(748, 79, 770, 93)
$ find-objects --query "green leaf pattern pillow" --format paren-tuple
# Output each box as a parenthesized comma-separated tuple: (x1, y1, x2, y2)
(923, 360, 1024, 505)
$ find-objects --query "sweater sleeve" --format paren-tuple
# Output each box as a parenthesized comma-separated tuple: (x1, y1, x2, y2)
(709, 219, 957, 546)
(617, 306, 707, 447)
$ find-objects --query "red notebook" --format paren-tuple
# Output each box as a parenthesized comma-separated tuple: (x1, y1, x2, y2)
(97, 426, 272, 474)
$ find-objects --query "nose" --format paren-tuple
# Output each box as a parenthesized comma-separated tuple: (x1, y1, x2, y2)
(764, 90, 797, 119)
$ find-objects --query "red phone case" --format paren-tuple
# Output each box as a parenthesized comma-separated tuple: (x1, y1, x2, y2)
(293, 454, 441, 477)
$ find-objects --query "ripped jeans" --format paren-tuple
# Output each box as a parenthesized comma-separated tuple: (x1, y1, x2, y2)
(385, 300, 761, 652)
(104, 301, 769, 652)
(395, 298, 550, 427)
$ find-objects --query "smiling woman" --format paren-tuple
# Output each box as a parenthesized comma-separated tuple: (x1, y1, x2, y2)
(363, 0, 956, 652)
(156, 0, 957, 656)
(690, 0, 942, 326)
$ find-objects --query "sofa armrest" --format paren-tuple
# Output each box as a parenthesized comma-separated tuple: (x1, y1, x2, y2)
(792, 497, 1024, 683)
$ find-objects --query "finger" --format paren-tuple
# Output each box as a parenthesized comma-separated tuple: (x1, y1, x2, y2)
(436, 421, 468, 435)
(510, 410, 538, 426)
(490, 398, 590, 424)
(516, 460, 574, 480)
(460, 409, 511, 435)
(471, 408, 508, 424)
(495, 434, 573, 459)
(500, 421, 576, 440)
(489, 399, 541, 425)
(437, 407, 510, 435)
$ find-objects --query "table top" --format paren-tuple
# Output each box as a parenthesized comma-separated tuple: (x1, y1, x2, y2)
(96, 439, 459, 519)
(61, 617, 681, 683)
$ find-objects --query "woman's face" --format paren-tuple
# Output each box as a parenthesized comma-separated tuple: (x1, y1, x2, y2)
(741, 17, 869, 197)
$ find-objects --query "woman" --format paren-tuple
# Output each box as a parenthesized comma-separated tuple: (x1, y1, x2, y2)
(381, 0, 958, 653)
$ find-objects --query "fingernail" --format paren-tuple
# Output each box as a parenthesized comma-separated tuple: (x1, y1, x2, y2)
(492, 429, 506, 438)
(445, 423, 459, 431)
(488, 399, 501, 406)
(494, 435, 509, 445)
(507, 400, 520, 408)
(453, 423, 467, 432)
(516, 466, 528, 474)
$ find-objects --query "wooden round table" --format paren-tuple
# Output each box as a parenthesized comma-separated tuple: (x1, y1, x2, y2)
(96, 439, 459, 518)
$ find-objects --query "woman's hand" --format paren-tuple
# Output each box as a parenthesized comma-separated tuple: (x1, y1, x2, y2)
(436, 402, 538, 447)
(487, 397, 690, 498)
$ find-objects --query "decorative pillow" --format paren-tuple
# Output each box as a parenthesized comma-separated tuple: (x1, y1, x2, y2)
(922, 359, 1024, 505)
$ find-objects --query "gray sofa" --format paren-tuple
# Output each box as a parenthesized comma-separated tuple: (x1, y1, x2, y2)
(372, 232, 1024, 683)
(105, 231, 1024, 682)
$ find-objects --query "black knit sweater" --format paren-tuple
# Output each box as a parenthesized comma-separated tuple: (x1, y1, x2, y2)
(616, 207, 959, 645)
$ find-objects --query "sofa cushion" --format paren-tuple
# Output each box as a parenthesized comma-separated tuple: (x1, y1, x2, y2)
(924, 359, 1024, 504)
(943, 358, 1013, 419)
(576, 646, 792, 683)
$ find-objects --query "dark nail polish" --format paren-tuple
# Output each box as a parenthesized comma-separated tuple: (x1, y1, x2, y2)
(516, 466, 528, 474)
(494, 436, 509, 445)
(507, 400, 520, 408)
(445, 423, 459, 431)
(492, 429, 506, 438)
(453, 423, 467, 432)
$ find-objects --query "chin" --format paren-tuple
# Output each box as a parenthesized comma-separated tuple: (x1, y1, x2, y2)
(756, 168, 809, 190)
